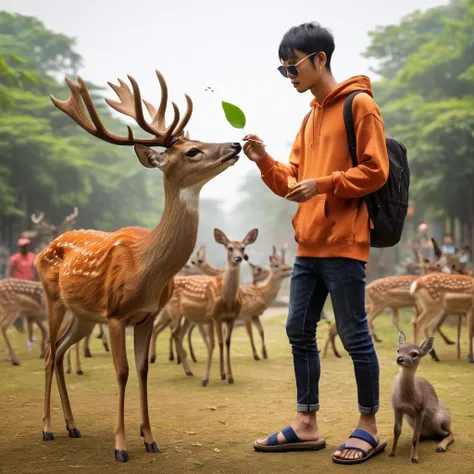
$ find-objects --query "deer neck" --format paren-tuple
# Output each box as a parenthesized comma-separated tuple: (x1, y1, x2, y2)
(397, 369, 418, 401)
(200, 260, 224, 277)
(221, 263, 241, 310)
(252, 272, 283, 305)
(137, 178, 200, 289)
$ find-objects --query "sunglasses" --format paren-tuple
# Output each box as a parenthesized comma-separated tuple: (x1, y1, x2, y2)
(277, 52, 318, 78)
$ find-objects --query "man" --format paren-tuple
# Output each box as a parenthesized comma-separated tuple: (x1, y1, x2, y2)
(441, 235, 456, 255)
(243, 22, 389, 464)
(8, 237, 36, 280)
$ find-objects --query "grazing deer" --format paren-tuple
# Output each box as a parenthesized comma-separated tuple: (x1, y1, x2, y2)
(322, 320, 341, 358)
(169, 228, 258, 385)
(390, 332, 454, 463)
(0, 278, 48, 365)
(238, 252, 292, 360)
(37, 69, 240, 462)
(410, 273, 473, 361)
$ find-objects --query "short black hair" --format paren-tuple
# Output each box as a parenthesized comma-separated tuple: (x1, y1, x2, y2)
(278, 22, 335, 72)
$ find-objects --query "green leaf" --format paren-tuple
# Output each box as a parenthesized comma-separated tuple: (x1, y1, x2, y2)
(221, 101, 246, 129)
(9, 53, 25, 65)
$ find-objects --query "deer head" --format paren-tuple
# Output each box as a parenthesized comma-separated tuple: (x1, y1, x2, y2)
(196, 244, 206, 265)
(51, 70, 240, 193)
(247, 261, 271, 284)
(214, 228, 259, 267)
(268, 254, 293, 280)
(396, 331, 434, 372)
(30, 208, 79, 239)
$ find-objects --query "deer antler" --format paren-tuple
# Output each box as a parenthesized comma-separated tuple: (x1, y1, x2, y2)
(31, 212, 45, 225)
(60, 207, 79, 229)
(50, 70, 193, 148)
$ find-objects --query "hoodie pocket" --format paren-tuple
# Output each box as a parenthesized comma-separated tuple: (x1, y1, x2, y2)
(292, 195, 332, 244)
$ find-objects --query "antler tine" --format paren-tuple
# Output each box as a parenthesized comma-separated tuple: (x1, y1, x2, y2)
(173, 94, 193, 138)
(31, 211, 45, 225)
(61, 207, 79, 228)
(105, 78, 137, 119)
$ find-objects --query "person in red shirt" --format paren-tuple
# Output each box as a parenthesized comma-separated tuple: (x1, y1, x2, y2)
(8, 237, 36, 281)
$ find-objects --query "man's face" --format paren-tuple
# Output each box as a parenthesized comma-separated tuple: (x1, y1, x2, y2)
(20, 244, 29, 255)
(281, 50, 322, 93)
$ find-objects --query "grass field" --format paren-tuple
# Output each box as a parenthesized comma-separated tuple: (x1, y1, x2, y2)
(1, 311, 473, 473)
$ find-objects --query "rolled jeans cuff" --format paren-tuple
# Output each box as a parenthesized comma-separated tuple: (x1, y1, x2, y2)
(358, 404, 379, 415)
(297, 403, 319, 413)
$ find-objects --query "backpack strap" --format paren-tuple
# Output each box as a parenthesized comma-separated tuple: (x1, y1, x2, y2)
(343, 90, 366, 167)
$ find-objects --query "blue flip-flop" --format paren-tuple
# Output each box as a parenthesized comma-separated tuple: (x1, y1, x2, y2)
(254, 425, 326, 452)
(332, 428, 387, 465)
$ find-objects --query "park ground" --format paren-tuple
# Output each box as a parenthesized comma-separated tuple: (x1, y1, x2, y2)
(1, 311, 473, 473)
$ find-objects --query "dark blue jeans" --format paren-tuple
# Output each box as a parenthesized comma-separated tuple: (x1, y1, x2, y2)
(286, 257, 379, 415)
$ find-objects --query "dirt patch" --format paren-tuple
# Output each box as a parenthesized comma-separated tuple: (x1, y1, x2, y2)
(1, 312, 473, 473)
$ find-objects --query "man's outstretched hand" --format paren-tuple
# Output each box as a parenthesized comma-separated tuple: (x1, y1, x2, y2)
(243, 134, 267, 162)
(286, 179, 319, 203)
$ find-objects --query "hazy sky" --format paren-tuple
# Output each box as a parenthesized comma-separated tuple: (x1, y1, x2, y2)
(5, 0, 446, 209)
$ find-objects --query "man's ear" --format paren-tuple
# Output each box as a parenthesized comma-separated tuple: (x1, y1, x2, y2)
(134, 144, 167, 169)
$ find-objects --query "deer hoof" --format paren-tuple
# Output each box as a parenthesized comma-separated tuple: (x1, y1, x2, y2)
(254, 354, 260, 361)
(228, 376, 234, 384)
(150, 355, 156, 364)
(76, 370, 83, 376)
(202, 379, 209, 387)
(42, 431, 54, 441)
(84, 349, 92, 358)
(67, 427, 82, 438)
(66, 368, 71, 374)
(115, 449, 129, 462)
(263, 352, 268, 360)
(168, 353, 174, 361)
(145, 441, 160, 453)
(468, 354, 474, 363)
(221, 374, 226, 380)
(335, 353, 342, 359)
(191, 355, 198, 363)
(103, 343, 110, 352)
(186, 371, 194, 377)
(436, 446, 447, 453)
(12, 360, 20, 366)
(410, 457, 418, 464)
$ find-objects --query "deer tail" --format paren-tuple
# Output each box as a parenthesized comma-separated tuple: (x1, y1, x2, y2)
(410, 280, 418, 295)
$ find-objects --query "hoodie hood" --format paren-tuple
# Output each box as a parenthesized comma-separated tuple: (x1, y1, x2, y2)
(310, 75, 373, 108)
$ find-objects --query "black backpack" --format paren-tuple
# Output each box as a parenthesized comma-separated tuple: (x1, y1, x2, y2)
(343, 90, 409, 248)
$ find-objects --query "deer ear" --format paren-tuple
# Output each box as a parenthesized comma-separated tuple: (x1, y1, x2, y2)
(197, 245, 205, 259)
(243, 228, 259, 246)
(214, 228, 229, 246)
(432, 238, 443, 259)
(420, 337, 434, 356)
(272, 245, 277, 257)
(398, 331, 406, 346)
(134, 144, 167, 169)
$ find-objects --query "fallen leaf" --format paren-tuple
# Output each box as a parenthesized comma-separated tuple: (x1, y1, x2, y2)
(186, 431, 198, 435)
(219, 420, 226, 425)
(193, 461, 204, 468)
(192, 442, 202, 447)
(207, 406, 217, 411)
(214, 448, 221, 453)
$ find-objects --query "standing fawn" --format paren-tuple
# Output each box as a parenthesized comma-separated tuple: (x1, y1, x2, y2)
(390, 331, 454, 463)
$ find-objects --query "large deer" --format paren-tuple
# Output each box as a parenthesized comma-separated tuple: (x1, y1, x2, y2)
(410, 272, 473, 361)
(0, 278, 48, 365)
(36, 70, 240, 462)
(168, 228, 258, 385)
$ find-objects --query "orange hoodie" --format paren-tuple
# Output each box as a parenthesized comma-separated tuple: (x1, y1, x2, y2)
(257, 75, 389, 263)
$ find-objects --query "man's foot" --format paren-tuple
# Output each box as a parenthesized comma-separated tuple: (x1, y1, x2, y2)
(333, 420, 379, 461)
(255, 413, 320, 446)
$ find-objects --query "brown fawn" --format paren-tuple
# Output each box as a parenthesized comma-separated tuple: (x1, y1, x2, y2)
(390, 331, 454, 463)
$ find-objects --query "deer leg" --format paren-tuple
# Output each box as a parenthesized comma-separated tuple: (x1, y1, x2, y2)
(101, 324, 109, 352)
(434, 312, 455, 345)
(188, 323, 198, 363)
(66, 348, 72, 374)
(215, 318, 226, 380)
(134, 317, 160, 454)
(224, 319, 235, 384)
(107, 317, 130, 462)
(389, 409, 404, 457)
(26, 317, 35, 349)
(197, 323, 209, 350)
(391, 307, 401, 333)
(467, 309, 474, 363)
(168, 331, 175, 362)
(202, 321, 215, 387)
(83, 330, 92, 358)
(173, 317, 194, 376)
(322, 328, 331, 358)
(54, 317, 94, 437)
(330, 325, 341, 358)
(457, 315, 462, 360)
(149, 314, 170, 364)
(75, 342, 83, 375)
(96, 324, 104, 339)
(42, 295, 67, 441)
(367, 306, 384, 343)
(409, 412, 424, 463)
(36, 317, 49, 359)
(243, 315, 259, 361)
(2, 324, 20, 366)
(253, 315, 267, 359)
(436, 419, 454, 452)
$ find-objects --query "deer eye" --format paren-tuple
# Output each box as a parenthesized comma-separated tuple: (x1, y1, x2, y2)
(411, 352, 418, 358)
(228, 246, 233, 252)
(198, 259, 203, 264)
(186, 148, 201, 158)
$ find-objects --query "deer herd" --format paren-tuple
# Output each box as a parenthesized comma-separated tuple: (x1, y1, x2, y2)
(0, 69, 471, 463)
